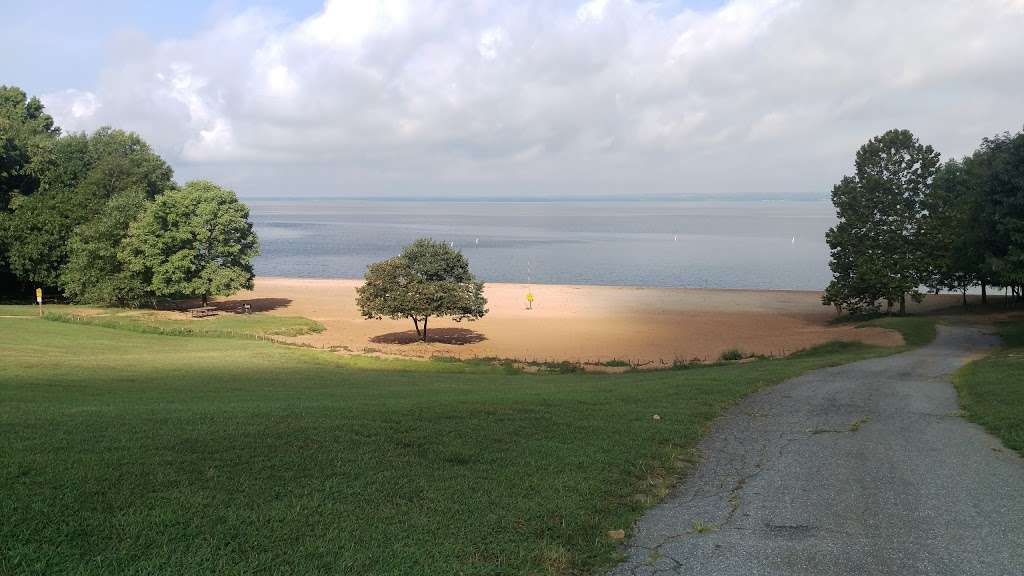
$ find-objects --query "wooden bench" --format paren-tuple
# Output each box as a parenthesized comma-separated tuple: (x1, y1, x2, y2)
(188, 306, 218, 318)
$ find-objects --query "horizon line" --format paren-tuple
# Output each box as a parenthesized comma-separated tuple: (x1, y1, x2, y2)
(237, 192, 831, 203)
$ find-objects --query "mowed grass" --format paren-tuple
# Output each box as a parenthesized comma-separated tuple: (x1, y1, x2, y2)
(955, 318, 1024, 455)
(0, 304, 85, 317)
(0, 316, 929, 575)
(44, 307, 323, 338)
(861, 315, 937, 347)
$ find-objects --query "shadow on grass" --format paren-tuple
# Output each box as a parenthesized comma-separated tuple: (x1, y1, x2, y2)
(211, 298, 294, 313)
(371, 328, 487, 345)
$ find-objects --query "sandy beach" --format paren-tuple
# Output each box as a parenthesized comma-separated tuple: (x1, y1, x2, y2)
(219, 277, 965, 366)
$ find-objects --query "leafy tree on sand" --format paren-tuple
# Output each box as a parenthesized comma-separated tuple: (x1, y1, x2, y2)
(121, 181, 259, 306)
(357, 238, 488, 341)
(824, 129, 940, 315)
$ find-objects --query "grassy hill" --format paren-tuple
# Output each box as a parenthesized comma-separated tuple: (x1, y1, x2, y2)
(0, 312, 928, 576)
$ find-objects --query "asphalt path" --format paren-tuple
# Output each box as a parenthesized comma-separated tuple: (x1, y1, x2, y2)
(609, 325, 1024, 576)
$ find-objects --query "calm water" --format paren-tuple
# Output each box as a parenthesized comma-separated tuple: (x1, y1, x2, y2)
(247, 199, 837, 290)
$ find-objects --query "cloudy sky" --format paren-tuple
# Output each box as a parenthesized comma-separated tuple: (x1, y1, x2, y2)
(4, 0, 1023, 198)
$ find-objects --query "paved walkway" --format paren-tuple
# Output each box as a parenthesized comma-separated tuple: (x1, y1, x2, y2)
(609, 325, 1024, 576)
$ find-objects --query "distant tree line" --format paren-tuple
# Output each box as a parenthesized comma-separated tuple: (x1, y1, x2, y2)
(0, 85, 258, 306)
(825, 127, 1024, 315)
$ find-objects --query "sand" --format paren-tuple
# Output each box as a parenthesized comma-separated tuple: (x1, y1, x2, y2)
(215, 277, 967, 366)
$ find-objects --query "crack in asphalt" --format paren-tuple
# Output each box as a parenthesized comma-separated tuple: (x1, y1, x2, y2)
(608, 325, 1024, 576)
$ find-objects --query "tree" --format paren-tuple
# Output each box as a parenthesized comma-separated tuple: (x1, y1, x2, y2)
(919, 159, 983, 305)
(824, 129, 940, 315)
(61, 190, 154, 306)
(0, 86, 60, 292)
(4, 128, 173, 291)
(357, 238, 488, 341)
(0, 86, 59, 212)
(121, 181, 259, 306)
(971, 129, 1024, 300)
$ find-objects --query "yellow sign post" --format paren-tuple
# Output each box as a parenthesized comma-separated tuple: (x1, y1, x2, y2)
(35, 288, 42, 316)
(526, 291, 534, 310)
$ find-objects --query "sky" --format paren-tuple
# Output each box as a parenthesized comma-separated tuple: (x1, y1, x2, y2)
(3, 0, 1024, 199)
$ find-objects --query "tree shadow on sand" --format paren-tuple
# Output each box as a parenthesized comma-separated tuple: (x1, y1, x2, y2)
(370, 328, 487, 345)
(211, 298, 293, 313)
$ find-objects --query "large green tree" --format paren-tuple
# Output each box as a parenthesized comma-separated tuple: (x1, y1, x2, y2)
(4, 128, 173, 290)
(0, 86, 60, 291)
(824, 129, 940, 315)
(357, 238, 488, 341)
(121, 181, 259, 306)
(0, 86, 59, 209)
(971, 129, 1024, 298)
(919, 159, 986, 305)
(61, 190, 154, 306)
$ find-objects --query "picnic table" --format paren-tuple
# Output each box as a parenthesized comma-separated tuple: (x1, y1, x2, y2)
(188, 306, 218, 318)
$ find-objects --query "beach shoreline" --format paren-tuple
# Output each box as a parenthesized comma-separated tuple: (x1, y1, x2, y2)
(222, 277, 963, 365)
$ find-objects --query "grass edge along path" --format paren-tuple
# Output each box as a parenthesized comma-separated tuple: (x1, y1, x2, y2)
(954, 319, 1024, 456)
(0, 315, 934, 576)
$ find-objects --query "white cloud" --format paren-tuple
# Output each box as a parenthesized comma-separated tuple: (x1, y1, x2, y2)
(42, 89, 100, 131)
(478, 27, 506, 60)
(40, 0, 1024, 197)
(577, 0, 611, 22)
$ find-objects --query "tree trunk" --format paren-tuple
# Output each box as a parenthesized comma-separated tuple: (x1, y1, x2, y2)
(899, 294, 906, 316)
(412, 317, 421, 337)
(962, 288, 967, 307)
(981, 283, 987, 305)
(202, 293, 209, 307)
(422, 316, 429, 342)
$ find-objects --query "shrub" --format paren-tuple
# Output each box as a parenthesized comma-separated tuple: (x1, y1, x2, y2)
(719, 349, 744, 362)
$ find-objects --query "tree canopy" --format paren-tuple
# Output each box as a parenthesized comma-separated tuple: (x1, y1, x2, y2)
(972, 131, 1024, 290)
(919, 159, 984, 303)
(826, 126, 1024, 314)
(0, 86, 61, 289)
(121, 181, 259, 306)
(356, 238, 488, 341)
(0, 85, 259, 306)
(4, 128, 174, 290)
(0, 85, 59, 211)
(824, 129, 940, 315)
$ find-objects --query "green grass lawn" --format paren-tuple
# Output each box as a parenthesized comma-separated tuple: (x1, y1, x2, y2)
(861, 315, 937, 347)
(0, 304, 85, 317)
(955, 319, 1024, 455)
(0, 315, 930, 575)
(43, 307, 323, 338)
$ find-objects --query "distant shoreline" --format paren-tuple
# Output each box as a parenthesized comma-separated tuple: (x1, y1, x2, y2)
(242, 195, 833, 204)
(254, 275, 831, 296)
